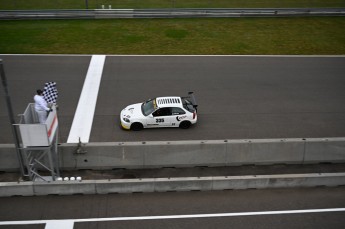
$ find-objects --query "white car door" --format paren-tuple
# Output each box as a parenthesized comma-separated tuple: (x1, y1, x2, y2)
(151, 108, 172, 127)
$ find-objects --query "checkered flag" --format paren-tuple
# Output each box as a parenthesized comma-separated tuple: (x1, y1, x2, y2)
(43, 82, 58, 104)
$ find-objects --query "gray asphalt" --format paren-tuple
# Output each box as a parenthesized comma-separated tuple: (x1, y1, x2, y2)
(1, 55, 345, 143)
(0, 187, 344, 228)
(1, 8, 345, 20)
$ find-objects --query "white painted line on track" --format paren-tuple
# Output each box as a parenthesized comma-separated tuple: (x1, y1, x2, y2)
(0, 208, 344, 227)
(45, 220, 74, 229)
(104, 54, 345, 57)
(1, 54, 345, 57)
(67, 55, 106, 143)
(73, 208, 345, 221)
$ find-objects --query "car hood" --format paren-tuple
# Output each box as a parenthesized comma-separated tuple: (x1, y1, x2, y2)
(121, 103, 145, 119)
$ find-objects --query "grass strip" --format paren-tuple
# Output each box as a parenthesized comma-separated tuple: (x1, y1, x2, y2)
(0, 17, 344, 55)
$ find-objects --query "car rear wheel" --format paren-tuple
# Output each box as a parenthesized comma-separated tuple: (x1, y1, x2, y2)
(179, 121, 191, 129)
(131, 122, 143, 131)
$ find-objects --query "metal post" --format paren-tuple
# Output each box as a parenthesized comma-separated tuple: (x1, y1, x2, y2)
(55, 126, 60, 178)
(0, 59, 25, 178)
(85, 0, 89, 9)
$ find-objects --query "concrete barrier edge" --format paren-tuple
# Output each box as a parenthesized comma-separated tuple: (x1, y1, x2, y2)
(0, 173, 344, 197)
(1, 138, 344, 171)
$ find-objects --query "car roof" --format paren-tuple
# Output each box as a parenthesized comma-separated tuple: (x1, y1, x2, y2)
(156, 96, 183, 108)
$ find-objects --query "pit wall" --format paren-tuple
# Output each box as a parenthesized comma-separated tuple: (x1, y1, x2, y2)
(1, 173, 345, 197)
(0, 138, 345, 172)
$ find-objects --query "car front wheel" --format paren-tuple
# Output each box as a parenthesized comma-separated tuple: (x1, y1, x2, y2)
(131, 122, 143, 131)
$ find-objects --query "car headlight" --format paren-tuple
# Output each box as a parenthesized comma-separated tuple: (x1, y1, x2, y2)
(123, 117, 130, 123)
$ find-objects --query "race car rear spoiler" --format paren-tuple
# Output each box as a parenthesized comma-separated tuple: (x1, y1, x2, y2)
(188, 92, 198, 108)
(184, 92, 198, 110)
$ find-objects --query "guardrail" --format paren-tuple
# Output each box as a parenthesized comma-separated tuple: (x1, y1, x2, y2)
(1, 138, 344, 171)
(0, 8, 345, 19)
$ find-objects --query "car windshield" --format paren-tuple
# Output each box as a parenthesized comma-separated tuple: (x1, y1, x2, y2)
(141, 99, 156, 116)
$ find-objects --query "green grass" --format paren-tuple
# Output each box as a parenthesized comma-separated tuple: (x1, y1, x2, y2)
(0, 17, 344, 55)
(0, 0, 344, 10)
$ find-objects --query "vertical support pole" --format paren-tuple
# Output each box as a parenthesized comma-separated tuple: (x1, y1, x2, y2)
(22, 149, 32, 180)
(46, 147, 55, 181)
(0, 59, 25, 178)
(55, 126, 60, 178)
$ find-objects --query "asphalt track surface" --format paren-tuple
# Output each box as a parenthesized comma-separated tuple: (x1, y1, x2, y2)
(0, 187, 344, 229)
(0, 55, 345, 143)
(1, 8, 345, 20)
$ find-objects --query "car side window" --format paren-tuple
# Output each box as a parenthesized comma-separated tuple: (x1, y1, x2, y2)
(171, 107, 186, 115)
(152, 108, 172, 117)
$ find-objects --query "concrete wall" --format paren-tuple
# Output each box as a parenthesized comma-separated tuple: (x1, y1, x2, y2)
(304, 138, 345, 163)
(1, 173, 345, 197)
(1, 138, 345, 172)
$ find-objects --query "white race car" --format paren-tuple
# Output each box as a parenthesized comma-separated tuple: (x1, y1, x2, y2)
(120, 92, 198, 130)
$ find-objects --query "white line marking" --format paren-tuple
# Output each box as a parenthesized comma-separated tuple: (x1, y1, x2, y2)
(0, 208, 344, 226)
(1, 54, 345, 57)
(105, 55, 345, 57)
(45, 220, 74, 229)
(67, 55, 106, 143)
(74, 208, 345, 222)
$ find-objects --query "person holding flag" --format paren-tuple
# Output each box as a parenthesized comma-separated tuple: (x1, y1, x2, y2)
(34, 89, 51, 124)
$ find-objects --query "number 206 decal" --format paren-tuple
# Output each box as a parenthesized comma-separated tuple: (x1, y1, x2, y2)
(156, 118, 164, 123)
